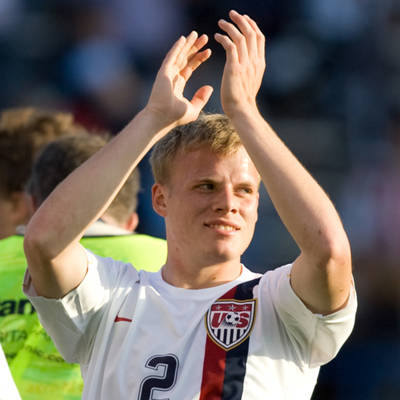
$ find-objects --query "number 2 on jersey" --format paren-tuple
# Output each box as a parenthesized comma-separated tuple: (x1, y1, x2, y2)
(138, 354, 179, 399)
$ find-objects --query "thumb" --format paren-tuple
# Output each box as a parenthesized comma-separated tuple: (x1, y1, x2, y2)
(190, 85, 213, 112)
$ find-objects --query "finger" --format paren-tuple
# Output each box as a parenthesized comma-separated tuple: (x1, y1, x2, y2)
(180, 48, 212, 82)
(174, 48, 211, 95)
(244, 14, 265, 60)
(217, 18, 248, 64)
(190, 85, 213, 112)
(214, 32, 239, 64)
(186, 34, 209, 60)
(175, 31, 198, 70)
(229, 10, 257, 60)
(162, 36, 186, 70)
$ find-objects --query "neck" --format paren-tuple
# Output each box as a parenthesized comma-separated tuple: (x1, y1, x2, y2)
(161, 258, 243, 289)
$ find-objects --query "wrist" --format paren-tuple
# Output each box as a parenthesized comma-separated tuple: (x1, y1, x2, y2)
(139, 107, 176, 133)
(119, 108, 173, 149)
(226, 102, 261, 124)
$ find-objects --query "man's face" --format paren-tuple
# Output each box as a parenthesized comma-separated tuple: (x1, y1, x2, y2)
(153, 145, 260, 265)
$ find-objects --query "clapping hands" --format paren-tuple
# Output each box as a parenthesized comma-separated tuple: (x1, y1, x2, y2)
(145, 10, 266, 129)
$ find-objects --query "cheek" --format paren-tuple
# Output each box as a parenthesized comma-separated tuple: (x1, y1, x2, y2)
(177, 193, 209, 214)
(242, 198, 259, 223)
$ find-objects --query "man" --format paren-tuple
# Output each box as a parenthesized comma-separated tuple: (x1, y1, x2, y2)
(23, 10, 356, 399)
(0, 107, 84, 399)
(0, 107, 85, 364)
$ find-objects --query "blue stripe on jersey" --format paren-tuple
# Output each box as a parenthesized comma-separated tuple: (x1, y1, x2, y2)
(221, 277, 261, 399)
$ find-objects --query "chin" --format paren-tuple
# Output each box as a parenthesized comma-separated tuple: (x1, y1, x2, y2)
(208, 247, 240, 263)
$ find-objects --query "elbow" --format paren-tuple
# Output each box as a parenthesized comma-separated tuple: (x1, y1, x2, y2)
(314, 229, 352, 271)
(24, 220, 56, 264)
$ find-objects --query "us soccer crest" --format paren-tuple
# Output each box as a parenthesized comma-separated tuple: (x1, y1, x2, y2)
(205, 299, 257, 351)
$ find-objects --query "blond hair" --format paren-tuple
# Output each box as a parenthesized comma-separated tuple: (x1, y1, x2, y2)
(150, 113, 242, 183)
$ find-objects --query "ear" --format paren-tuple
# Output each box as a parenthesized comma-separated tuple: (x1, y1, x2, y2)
(10, 191, 31, 226)
(124, 212, 139, 232)
(27, 193, 38, 213)
(152, 183, 168, 218)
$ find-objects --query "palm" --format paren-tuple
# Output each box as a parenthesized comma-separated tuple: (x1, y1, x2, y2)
(146, 32, 213, 129)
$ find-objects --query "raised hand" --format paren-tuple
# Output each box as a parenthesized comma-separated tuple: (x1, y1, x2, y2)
(215, 10, 265, 117)
(145, 32, 213, 129)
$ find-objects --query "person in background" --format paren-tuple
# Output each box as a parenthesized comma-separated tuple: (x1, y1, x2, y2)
(0, 108, 84, 399)
(27, 133, 167, 270)
(0, 108, 83, 363)
(23, 11, 356, 399)
(0, 108, 85, 240)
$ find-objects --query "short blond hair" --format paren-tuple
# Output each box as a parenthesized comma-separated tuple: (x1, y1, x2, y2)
(150, 113, 242, 184)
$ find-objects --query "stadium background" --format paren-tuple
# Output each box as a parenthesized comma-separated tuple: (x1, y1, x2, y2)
(0, 1, 399, 398)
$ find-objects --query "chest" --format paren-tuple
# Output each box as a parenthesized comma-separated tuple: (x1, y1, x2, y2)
(93, 283, 307, 399)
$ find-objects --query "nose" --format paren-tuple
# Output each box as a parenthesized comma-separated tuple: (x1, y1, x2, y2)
(213, 186, 238, 214)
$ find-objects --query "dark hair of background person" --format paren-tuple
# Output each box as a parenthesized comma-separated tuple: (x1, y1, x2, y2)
(27, 133, 140, 225)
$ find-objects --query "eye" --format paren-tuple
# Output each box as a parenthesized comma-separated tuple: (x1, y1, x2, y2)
(197, 182, 215, 191)
(237, 186, 254, 194)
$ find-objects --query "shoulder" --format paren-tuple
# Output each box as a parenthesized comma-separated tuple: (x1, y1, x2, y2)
(239, 264, 292, 294)
(127, 234, 167, 247)
(85, 249, 140, 287)
(0, 235, 26, 269)
(0, 235, 25, 253)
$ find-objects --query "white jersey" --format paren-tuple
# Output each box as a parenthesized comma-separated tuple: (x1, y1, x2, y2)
(0, 344, 21, 400)
(24, 250, 356, 399)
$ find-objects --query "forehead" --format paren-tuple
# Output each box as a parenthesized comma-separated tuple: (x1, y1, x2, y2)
(169, 145, 260, 184)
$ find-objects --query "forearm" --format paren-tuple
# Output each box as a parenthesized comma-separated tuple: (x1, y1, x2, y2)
(230, 107, 350, 263)
(24, 109, 171, 298)
(24, 31, 213, 298)
(217, 10, 352, 313)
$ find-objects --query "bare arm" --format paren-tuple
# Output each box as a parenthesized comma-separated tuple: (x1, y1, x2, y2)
(24, 32, 213, 298)
(215, 10, 352, 314)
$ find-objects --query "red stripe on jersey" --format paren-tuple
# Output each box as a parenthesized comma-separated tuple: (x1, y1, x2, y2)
(199, 335, 227, 399)
(199, 285, 237, 399)
(114, 316, 132, 323)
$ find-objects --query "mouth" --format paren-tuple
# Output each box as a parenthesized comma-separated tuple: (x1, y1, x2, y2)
(204, 222, 240, 233)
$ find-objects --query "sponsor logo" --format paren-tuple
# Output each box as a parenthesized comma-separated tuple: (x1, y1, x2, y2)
(0, 299, 35, 317)
(114, 315, 132, 323)
(205, 299, 257, 351)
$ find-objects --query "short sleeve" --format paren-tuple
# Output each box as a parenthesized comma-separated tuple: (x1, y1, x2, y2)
(261, 264, 357, 367)
(23, 250, 139, 363)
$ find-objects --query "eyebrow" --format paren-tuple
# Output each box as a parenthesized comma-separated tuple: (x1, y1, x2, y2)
(193, 177, 260, 188)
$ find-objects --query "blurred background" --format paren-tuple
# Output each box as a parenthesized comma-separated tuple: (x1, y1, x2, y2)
(0, 0, 399, 398)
